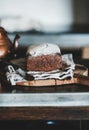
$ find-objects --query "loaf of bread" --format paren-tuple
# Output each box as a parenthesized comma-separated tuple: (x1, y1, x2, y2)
(26, 43, 62, 71)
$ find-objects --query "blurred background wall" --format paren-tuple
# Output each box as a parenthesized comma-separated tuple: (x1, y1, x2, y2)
(1, 0, 89, 49)
(1, 0, 89, 33)
(0, 0, 73, 32)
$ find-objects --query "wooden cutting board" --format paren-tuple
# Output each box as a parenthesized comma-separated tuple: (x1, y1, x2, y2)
(16, 63, 89, 87)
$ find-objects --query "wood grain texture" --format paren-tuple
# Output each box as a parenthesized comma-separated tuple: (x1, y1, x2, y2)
(0, 107, 89, 120)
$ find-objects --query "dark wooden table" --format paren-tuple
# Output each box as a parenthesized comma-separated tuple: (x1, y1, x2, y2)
(0, 83, 89, 120)
(0, 84, 89, 130)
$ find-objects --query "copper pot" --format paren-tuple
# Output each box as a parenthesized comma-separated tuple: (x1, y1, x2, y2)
(0, 26, 20, 58)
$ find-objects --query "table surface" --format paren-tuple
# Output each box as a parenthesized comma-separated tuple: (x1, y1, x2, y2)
(0, 84, 89, 120)
(0, 53, 89, 120)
